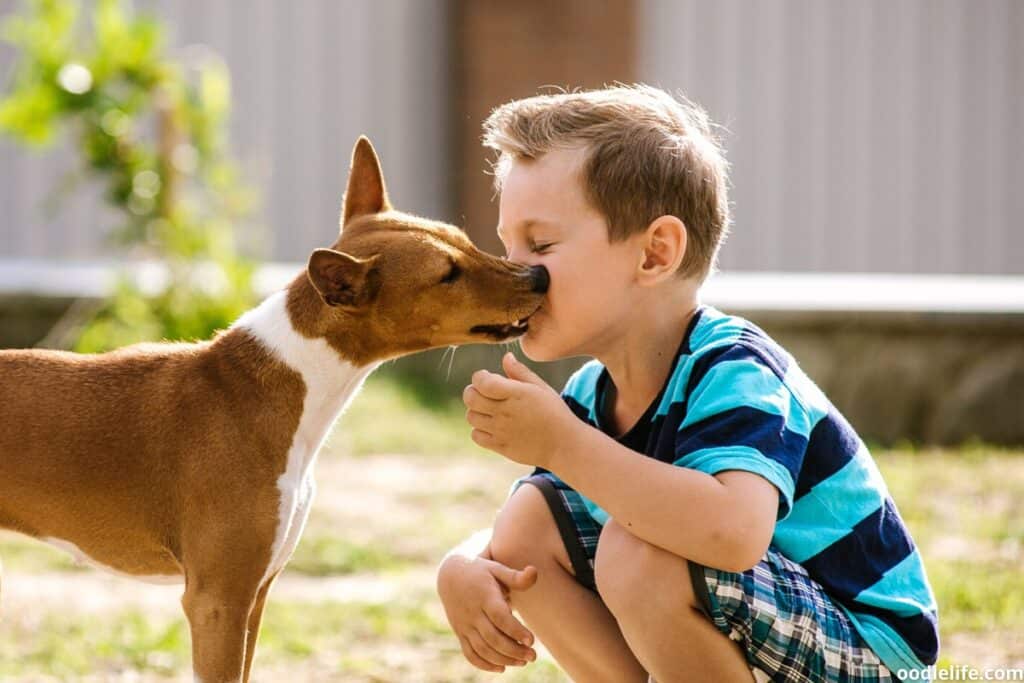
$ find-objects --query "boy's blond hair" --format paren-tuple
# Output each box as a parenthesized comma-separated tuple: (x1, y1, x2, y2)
(484, 84, 731, 282)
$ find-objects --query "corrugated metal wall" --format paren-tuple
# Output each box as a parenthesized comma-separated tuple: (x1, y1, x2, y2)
(641, 0, 1023, 275)
(0, 0, 452, 263)
(2, 1, 1021, 276)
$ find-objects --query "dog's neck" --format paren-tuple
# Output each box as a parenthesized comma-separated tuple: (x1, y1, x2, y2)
(229, 282, 381, 456)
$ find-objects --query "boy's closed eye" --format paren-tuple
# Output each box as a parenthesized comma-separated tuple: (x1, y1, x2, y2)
(501, 241, 554, 261)
(497, 219, 560, 259)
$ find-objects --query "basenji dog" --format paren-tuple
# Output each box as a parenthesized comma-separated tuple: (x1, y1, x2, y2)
(0, 137, 548, 682)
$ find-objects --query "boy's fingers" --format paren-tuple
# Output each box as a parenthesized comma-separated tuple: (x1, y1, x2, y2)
(458, 634, 504, 673)
(488, 562, 538, 592)
(475, 622, 530, 665)
(461, 385, 501, 414)
(471, 370, 515, 400)
(502, 352, 548, 388)
(465, 409, 493, 430)
(516, 565, 539, 590)
(470, 428, 499, 451)
(485, 602, 536, 652)
(468, 629, 524, 668)
(484, 625, 535, 664)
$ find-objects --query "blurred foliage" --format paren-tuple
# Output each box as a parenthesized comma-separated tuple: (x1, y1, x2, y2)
(0, 0, 257, 351)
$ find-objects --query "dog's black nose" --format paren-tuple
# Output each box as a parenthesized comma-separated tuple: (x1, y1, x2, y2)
(530, 265, 550, 294)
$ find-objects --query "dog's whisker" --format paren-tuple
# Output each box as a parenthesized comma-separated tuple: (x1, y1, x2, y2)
(446, 345, 458, 382)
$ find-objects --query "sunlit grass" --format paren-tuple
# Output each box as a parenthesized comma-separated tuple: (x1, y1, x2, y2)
(1, 375, 1021, 679)
(287, 534, 409, 577)
(0, 535, 82, 573)
(0, 609, 188, 679)
(330, 372, 481, 457)
(0, 595, 569, 681)
(875, 446, 1024, 650)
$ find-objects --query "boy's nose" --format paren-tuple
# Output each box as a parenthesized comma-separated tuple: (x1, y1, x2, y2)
(530, 265, 550, 294)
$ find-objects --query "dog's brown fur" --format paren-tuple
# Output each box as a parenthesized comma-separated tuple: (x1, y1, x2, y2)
(0, 137, 546, 682)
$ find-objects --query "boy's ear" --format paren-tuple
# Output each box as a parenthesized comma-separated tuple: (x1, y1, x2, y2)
(638, 215, 687, 283)
(341, 136, 391, 229)
(307, 248, 381, 309)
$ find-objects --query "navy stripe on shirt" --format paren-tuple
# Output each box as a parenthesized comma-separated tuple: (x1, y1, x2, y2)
(563, 395, 594, 425)
(738, 327, 791, 378)
(649, 403, 685, 463)
(800, 498, 917, 601)
(675, 404, 808, 487)
(794, 408, 861, 501)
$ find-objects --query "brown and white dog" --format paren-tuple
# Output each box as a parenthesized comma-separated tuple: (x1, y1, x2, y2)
(0, 137, 548, 682)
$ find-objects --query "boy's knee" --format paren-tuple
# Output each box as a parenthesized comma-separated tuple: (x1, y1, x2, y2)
(491, 483, 570, 572)
(595, 520, 696, 614)
(594, 520, 647, 607)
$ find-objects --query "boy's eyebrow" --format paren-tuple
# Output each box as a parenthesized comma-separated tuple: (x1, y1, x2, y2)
(496, 218, 560, 240)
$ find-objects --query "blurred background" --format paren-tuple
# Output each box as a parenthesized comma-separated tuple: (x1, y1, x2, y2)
(0, 1, 1022, 681)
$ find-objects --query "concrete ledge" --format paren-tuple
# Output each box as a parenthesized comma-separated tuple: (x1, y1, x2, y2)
(703, 271, 1024, 315)
(0, 259, 303, 299)
(3, 258, 1023, 314)
(2, 260, 1022, 446)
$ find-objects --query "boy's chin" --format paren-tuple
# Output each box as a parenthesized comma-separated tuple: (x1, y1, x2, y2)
(518, 330, 565, 362)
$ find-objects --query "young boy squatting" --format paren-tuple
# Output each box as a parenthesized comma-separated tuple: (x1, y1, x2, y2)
(436, 85, 939, 683)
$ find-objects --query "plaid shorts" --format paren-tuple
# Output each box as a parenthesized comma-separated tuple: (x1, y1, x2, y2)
(517, 472, 898, 683)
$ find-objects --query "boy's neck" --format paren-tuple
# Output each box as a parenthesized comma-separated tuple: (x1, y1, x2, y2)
(595, 285, 701, 435)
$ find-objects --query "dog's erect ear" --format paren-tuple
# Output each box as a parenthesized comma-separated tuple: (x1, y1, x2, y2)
(341, 136, 391, 228)
(307, 248, 381, 309)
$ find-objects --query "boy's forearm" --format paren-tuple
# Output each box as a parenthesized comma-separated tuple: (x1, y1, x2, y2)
(550, 423, 770, 571)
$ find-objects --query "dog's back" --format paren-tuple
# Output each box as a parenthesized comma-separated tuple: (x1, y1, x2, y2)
(1, 343, 202, 454)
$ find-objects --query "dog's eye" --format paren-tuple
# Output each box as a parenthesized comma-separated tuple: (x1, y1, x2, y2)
(440, 262, 461, 284)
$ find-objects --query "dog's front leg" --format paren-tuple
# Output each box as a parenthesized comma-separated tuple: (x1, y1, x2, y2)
(183, 576, 260, 683)
(241, 571, 279, 683)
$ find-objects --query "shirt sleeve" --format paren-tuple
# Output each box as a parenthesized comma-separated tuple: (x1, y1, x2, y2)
(674, 344, 813, 520)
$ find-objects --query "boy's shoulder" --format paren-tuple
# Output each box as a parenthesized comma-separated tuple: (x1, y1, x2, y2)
(686, 306, 832, 418)
(561, 306, 831, 419)
(688, 305, 787, 371)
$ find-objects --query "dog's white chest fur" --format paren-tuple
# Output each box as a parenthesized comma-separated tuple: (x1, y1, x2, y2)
(234, 290, 377, 584)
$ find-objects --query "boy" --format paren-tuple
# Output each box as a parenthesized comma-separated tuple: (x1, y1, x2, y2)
(436, 85, 938, 682)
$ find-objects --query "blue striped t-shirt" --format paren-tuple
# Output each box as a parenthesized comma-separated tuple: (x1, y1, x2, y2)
(552, 305, 939, 677)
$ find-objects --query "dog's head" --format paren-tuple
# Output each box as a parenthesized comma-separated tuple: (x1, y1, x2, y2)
(301, 137, 548, 362)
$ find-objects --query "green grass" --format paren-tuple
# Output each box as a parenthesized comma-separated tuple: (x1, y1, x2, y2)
(287, 535, 409, 577)
(330, 373, 482, 457)
(875, 447, 1024, 644)
(1, 375, 1022, 679)
(0, 535, 83, 573)
(0, 597, 569, 681)
(0, 599, 448, 678)
(0, 609, 189, 679)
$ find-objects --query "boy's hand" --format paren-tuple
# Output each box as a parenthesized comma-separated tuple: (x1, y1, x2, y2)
(437, 553, 538, 672)
(464, 352, 580, 470)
